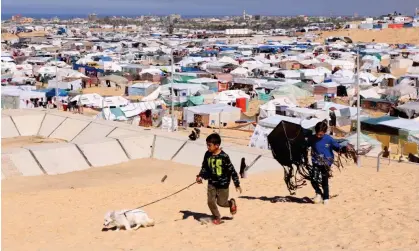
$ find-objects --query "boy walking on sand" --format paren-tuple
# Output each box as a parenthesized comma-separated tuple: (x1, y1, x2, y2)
(308, 122, 352, 205)
(196, 133, 242, 225)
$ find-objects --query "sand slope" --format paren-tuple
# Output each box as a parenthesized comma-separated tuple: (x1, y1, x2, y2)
(317, 28, 419, 44)
(2, 158, 419, 251)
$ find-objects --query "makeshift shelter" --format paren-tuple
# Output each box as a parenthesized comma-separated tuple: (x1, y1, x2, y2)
(1, 89, 46, 108)
(99, 100, 166, 121)
(344, 132, 382, 156)
(213, 90, 250, 105)
(361, 116, 400, 135)
(313, 82, 339, 97)
(396, 102, 419, 118)
(127, 82, 158, 96)
(230, 67, 250, 78)
(48, 79, 82, 90)
(270, 85, 312, 99)
(258, 97, 297, 120)
(187, 78, 219, 92)
(286, 107, 329, 121)
(183, 103, 241, 127)
(361, 98, 395, 113)
(140, 68, 163, 82)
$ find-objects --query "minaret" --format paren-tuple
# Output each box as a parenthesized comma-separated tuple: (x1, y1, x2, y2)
(243, 10, 246, 20)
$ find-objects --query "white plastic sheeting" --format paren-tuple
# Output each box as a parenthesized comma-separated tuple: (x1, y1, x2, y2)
(213, 90, 250, 104)
(396, 102, 419, 118)
(286, 107, 329, 120)
(48, 79, 82, 90)
(183, 103, 241, 126)
(378, 118, 419, 132)
(120, 100, 166, 118)
(258, 97, 297, 120)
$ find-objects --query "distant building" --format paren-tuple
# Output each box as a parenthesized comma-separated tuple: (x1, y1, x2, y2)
(169, 14, 181, 20)
(254, 15, 261, 21)
(88, 13, 98, 21)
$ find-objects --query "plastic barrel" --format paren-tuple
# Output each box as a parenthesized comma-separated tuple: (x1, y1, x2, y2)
(236, 97, 247, 112)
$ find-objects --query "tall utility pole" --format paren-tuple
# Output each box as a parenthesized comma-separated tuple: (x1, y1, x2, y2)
(170, 50, 175, 131)
(356, 48, 361, 168)
(55, 50, 59, 107)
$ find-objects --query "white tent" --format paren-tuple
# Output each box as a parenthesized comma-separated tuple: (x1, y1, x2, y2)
(286, 107, 329, 120)
(141, 86, 161, 102)
(1, 89, 46, 108)
(213, 90, 250, 105)
(48, 79, 82, 90)
(218, 56, 239, 65)
(183, 103, 241, 126)
(118, 100, 166, 118)
(71, 93, 103, 107)
(230, 67, 249, 77)
(258, 97, 297, 120)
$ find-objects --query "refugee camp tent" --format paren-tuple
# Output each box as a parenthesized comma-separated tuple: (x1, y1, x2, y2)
(286, 107, 329, 120)
(270, 84, 312, 99)
(396, 102, 419, 118)
(249, 115, 322, 149)
(258, 97, 297, 120)
(48, 79, 82, 90)
(213, 90, 250, 105)
(344, 132, 382, 156)
(187, 78, 219, 91)
(378, 118, 419, 133)
(360, 116, 400, 135)
(127, 82, 158, 96)
(183, 103, 241, 127)
(230, 67, 250, 77)
(100, 100, 166, 120)
(385, 79, 417, 99)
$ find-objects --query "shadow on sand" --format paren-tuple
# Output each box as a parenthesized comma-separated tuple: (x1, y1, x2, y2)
(239, 195, 314, 204)
(178, 210, 233, 222)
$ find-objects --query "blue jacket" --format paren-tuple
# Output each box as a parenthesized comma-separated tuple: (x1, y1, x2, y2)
(308, 134, 343, 166)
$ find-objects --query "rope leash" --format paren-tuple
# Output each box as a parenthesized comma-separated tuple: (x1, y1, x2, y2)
(126, 181, 197, 212)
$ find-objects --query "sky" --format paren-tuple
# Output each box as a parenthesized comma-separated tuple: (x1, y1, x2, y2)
(2, 0, 418, 17)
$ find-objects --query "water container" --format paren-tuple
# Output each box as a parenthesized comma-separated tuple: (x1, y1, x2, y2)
(236, 97, 247, 112)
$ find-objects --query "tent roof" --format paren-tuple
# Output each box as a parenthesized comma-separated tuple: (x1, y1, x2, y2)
(378, 118, 419, 132)
(258, 115, 322, 129)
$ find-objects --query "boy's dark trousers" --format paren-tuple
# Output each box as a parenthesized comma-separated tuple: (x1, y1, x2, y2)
(310, 164, 330, 200)
(207, 184, 230, 219)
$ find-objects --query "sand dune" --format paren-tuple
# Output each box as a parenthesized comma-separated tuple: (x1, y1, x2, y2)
(2, 157, 419, 251)
(317, 28, 419, 44)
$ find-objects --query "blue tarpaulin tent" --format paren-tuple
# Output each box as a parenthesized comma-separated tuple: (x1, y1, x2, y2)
(35, 88, 68, 97)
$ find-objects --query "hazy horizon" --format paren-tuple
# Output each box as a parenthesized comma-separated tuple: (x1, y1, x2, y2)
(2, 0, 418, 17)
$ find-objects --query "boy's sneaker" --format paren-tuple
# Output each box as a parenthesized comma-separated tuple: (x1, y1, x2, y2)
(312, 194, 322, 204)
(229, 198, 237, 215)
(212, 218, 222, 225)
(323, 199, 329, 205)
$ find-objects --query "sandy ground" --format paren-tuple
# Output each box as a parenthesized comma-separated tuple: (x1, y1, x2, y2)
(2, 157, 419, 251)
(317, 28, 419, 45)
(1, 136, 66, 149)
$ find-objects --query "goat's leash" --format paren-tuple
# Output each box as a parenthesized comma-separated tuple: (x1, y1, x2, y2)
(126, 181, 197, 212)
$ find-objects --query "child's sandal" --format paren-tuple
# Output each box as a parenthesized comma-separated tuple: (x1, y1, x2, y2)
(229, 199, 237, 215)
